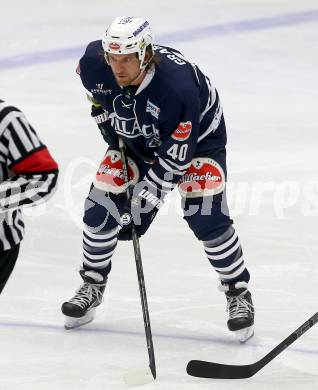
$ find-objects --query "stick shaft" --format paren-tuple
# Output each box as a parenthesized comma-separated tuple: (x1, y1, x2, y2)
(119, 138, 156, 379)
(257, 311, 318, 368)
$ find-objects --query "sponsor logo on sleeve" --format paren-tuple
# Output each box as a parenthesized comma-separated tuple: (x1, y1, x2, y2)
(90, 83, 112, 96)
(171, 121, 192, 141)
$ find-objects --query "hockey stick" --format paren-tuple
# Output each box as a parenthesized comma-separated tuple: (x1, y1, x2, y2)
(187, 311, 318, 379)
(119, 138, 157, 383)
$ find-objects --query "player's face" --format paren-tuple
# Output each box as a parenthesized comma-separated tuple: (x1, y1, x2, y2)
(107, 53, 143, 86)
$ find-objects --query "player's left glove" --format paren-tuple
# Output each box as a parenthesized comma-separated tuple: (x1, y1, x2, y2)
(91, 104, 118, 148)
(118, 187, 163, 240)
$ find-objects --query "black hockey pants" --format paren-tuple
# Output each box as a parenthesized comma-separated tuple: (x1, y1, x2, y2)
(0, 244, 20, 294)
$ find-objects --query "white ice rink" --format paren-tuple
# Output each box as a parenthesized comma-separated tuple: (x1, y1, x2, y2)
(1, 1, 318, 389)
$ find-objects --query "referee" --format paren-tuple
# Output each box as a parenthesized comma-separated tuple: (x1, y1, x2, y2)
(0, 99, 59, 293)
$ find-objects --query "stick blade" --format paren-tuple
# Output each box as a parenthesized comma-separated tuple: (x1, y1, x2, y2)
(123, 366, 155, 386)
(186, 360, 255, 379)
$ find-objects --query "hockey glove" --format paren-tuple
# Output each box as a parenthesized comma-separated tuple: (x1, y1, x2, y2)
(118, 187, 162, 241)
(91, 104, 118, 147)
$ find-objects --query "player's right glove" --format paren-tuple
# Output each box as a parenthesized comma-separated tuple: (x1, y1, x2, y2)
(91, 104, 108, 125)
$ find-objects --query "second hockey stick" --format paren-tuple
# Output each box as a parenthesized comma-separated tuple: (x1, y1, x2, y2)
(119, 138, 157, 383)
(187, 311, 318, 379)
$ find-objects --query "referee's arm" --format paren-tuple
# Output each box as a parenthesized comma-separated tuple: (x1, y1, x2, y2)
(0, 107, 59, 211)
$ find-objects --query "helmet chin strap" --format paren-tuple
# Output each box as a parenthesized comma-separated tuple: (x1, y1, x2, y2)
(129, 67, 146, 86)
(129, 52, 154, 85)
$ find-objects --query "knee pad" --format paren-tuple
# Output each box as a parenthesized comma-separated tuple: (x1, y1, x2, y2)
(179, 155, 232, 240)
(94, 149, 139, 194)
(178, 157, 226, 199)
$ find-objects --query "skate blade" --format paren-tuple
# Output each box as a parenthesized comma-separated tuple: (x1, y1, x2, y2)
(64, 308, 96, 330)
(234, 325, 254, 343)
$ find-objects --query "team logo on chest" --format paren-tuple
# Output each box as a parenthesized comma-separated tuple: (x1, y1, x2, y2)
(110, 94, 160, 146)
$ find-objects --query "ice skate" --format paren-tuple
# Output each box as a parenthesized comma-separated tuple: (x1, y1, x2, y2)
(61, 270, 107, 329)
(219, 281, 254, 342)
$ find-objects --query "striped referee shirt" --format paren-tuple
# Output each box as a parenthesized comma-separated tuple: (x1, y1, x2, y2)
(0, 100, 59, 251)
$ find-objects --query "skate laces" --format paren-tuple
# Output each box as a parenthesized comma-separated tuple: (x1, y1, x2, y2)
(69, 282, 105, 308)
(226, 292, 253, 320)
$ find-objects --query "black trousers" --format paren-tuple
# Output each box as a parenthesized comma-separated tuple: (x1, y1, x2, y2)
(0, 244, 20, 294)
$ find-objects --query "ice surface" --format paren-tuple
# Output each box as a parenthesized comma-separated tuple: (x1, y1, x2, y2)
(0, 1, 317, 389)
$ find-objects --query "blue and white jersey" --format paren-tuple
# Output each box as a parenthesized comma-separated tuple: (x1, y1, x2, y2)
(78, 40, 226, 197)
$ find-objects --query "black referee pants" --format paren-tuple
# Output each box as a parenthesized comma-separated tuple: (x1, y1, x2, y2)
(0, 244, 20, 294)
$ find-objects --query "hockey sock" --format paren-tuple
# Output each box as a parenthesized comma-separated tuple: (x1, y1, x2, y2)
(82, 225, 118, 278)
(203, 226, 250, 283)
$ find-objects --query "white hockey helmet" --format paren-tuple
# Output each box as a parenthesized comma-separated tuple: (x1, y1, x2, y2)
(102, 16, 154, 70)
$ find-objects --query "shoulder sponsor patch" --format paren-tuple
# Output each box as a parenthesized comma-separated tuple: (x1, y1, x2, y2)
(171, 121, 192, 141)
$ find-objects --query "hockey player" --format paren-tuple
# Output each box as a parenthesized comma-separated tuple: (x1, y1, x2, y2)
(0, 100, 59, 293)
(61, 16, 254, 341)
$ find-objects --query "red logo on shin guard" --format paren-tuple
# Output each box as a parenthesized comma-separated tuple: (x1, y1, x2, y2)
(178, 157, 225, 198)
(171, 121, 192, 141)
(94, 150, 139, 193)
